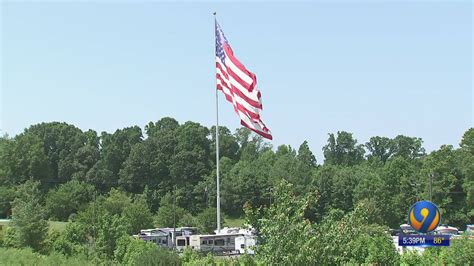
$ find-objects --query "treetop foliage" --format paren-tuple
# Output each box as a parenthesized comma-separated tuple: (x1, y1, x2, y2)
(0, 120, 472, 229)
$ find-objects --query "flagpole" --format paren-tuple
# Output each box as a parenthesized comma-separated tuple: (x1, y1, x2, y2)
(213, 12, 221, 234)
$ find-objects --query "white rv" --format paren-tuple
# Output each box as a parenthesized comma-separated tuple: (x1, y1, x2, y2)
(235, 235, 256, 254)
(189, 233, 243, 253)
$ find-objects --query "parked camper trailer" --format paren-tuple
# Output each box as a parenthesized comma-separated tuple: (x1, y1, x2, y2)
(189, 233, 243, 253)
(138, 229, 169, 247)
(137, 227, 197, 248)
(235, 235, 256, 254)
(175, 235, 192, 251)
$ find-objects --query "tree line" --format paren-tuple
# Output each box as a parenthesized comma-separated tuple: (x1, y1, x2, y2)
(0, 118, 473, 264)
(1, 119, 472, 228)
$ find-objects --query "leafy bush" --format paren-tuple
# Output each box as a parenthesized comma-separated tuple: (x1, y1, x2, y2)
(400, 250, 424, 266)
(10, 180, 48, 251)
(253, 181, 399, 265)
(154, 194, 189, 228)
(437, 236, 474, 265)
(1, 226, 18, 248)
(115, 236, 180, 265)
(122, 195, 154, 235)
(45, 180, 95, 221)
(0, 247, 92, 266)
(94, 211, 127, 260)
(0, 186, 14, 218)
(102, 188, 132, 215)
(196, 208, 218, 234)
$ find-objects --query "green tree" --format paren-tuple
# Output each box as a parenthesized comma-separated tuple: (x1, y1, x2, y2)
(210, 126, 239, 161)
(255, 181, 314, 265)
(0, 186, 15, 218)
(24, 122, 98, 185)
(323, 131, 365, 166)
(392, 135, 425, 159)
(95, 212, 127, 260)
(10, 180, 48, 251)
(235, 128, 272, 162)
(154, 193, 188, 228)
(122, 195, 154, 235)
(0, 133, 52, 186)
(222, 152, 272, 216)
(115, 235, 181, 265)
(196, 208, 219, 234)
(52, 222, 88, 256)
(102, 188, 132, 216)
(119, 125, 174, 195)
(45, 180, 96, 221)
(421, 145, 469, 227)
(87, 126, 142, 191)
(145, 117, 180, 138)
(365, 136, 394, 163)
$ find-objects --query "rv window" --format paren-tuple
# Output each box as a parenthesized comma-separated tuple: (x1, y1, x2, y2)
(240, 244, 245, 249)
(177, 239, 186, 246)
(208, 240, 214, 245)
(215, 239, 225, 246)
(201, 240, 207, 245)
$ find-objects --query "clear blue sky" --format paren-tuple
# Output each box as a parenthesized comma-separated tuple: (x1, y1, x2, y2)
(1, 1, 472, 161)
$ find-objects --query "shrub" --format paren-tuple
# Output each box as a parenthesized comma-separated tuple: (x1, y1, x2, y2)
(115, 236, 181, 266)
(45, 180, 95, 221)
(10, 180, 48, 251)
(0, 247, 92, 265)
(196, 208, 218, 234)
(400, 250, 424, 266)
(122, 196, 154, 235)
(1, 226, 19, 248)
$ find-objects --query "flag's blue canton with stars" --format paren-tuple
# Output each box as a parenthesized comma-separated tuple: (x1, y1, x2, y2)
(215, 20, 228, 64)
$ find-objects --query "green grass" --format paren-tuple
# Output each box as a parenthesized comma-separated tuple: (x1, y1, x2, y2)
(0, 220, 68, 232)
(223, 217, 245, 227)
(49, 221, 68, 232)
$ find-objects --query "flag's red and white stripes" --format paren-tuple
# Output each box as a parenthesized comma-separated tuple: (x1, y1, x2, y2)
(216, 44, 272, 140)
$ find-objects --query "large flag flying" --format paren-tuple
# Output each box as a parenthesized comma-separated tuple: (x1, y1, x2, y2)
(215, 19, 272, 140)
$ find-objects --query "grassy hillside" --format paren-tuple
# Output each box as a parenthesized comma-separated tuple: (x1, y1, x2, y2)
(0, 220, 68, 232)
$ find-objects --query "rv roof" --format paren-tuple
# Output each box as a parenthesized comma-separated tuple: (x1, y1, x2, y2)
(192, 233, 244, 238)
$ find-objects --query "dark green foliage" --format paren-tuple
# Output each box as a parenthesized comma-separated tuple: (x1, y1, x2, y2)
(366, 136, 394, 163)
(24, 123, 99, 185)
(0, 120, 473, 264)
(0, 186, 15, 218)
(399, 236, 474, 265)
(87, 126, 142, 192)
(45, 180, 96, 221)
(420, 145, 471, 227)
(195, 208, 219, 234)
(0, 133, 52, 186)
(210, 126, 240, 161)
(154, 193, 189, 228)
(253, 181, 399, 265)
(323, 131, 365, 166)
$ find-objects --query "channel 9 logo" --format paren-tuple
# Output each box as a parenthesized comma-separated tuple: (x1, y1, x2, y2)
(408, 200, 440, 233)
(399, 200, 450, 247)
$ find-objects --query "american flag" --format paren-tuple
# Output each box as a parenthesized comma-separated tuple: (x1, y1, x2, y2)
(215, 19, 272, 140)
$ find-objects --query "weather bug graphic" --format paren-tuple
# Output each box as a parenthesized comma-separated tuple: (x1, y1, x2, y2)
(408, 200, 440, 233)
